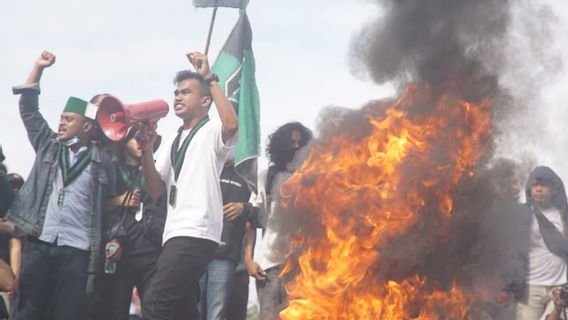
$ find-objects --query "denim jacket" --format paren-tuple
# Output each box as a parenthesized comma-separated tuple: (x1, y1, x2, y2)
(7, 84, 116, 272)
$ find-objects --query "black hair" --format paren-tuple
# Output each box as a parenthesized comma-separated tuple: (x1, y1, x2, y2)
(265, 122, 312, 194)
(174, 70, 212, 98)
(526, 166, 568, 212)
(89, 93, 111, 104)
(88, 93, 111, 143)
(7, 173, 24, 190)
(266, 122, 312, 170)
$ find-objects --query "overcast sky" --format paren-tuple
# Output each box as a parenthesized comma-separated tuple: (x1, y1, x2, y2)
(0, 0, 567, 178)
(0, 0, 392, 176)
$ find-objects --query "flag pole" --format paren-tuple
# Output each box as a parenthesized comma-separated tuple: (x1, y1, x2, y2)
(204, 6, 218, 55)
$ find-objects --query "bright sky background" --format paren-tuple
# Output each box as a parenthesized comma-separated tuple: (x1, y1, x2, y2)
(1, 0, 567, 177)
(0, 0, 393, 177)
(1, 0, 568, 310)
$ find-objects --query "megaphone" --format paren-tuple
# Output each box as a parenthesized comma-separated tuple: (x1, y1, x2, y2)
(97, 95, 169, 142)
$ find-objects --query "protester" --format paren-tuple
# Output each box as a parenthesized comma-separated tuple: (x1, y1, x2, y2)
(516, 166, 568, 320)
(86, 126, 166, 320)
(0, 154, 16, 319)
(4, 173, 24, 316)
(0, 149, 14, 218)
(545, 287, 568, 320)
(226, 221, 256, 320)
(7, 50, 116, 320)
(140, 51, 238, 320)
(244, 122, 313, 320)
(198, 160, 253, 320)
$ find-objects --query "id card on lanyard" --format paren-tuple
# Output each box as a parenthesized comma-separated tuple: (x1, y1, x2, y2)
(169, 116, 209, 206)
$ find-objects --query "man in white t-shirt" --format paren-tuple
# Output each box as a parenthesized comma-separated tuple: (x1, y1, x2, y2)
(518, 166, 568, 320)
(140, 51, 238, 320)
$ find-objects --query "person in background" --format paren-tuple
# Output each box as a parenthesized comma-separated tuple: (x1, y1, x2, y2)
(545, 287, 568, 320)
(226, 221, 256, 320)
(517, 166, 568, 320)
(87, 126, 166, 320)
(198, 158, 253, 320)
(244, 122, 313, 320)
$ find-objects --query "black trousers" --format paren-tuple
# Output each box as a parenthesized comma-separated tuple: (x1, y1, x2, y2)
(16, 240, 89, 320)
(142, 237, 217, 320)
(83, 254, 159, 320)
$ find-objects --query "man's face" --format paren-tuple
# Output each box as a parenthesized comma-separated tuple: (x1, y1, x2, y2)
(530, 180, 554, 207)
(290, 130, 302, 150)
(125, 137, 143, 160)
(173, 79, 210, 120)
(286, 130, 303, 163)
(58, 112, 87, 142)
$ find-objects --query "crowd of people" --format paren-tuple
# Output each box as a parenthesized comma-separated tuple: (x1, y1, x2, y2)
(1, 49, 568, 320)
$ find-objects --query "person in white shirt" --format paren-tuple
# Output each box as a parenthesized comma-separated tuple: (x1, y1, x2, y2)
(517, 166, 568, 320)
(140, 51, 238, 320)
(244, 122, 312, 320)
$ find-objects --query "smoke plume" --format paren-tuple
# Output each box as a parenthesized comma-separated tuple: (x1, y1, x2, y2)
(271, 0, 562, 318)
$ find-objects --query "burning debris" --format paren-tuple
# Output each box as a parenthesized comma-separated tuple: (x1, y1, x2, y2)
(272, 0, 555, 319)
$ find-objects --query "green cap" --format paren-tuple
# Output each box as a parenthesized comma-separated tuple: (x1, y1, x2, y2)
(63, 96, 98, 120)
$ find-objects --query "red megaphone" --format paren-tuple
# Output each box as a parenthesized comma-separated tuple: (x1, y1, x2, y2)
(97, 95, 169, 142)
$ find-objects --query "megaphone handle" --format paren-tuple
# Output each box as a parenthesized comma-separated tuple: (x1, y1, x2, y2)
(136, 121, 158, 151)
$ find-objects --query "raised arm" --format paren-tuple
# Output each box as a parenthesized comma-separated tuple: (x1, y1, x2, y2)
(186, 52, 238, 143)
(26, 51, 55, 85)
(14, 51, 57, 152)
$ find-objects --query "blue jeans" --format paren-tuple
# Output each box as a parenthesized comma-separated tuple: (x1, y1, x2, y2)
(16, 239, 89, 320)
(198, 259, 237, 320)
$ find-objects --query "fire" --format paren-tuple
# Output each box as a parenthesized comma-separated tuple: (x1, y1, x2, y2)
(279, 83, 492, 319)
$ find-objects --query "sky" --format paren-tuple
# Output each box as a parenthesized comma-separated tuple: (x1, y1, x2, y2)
(0, 0, 393, 176)
(1, 0, 567, 178)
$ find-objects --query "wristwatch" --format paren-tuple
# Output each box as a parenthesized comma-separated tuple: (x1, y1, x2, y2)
(205, 73, 219, 85)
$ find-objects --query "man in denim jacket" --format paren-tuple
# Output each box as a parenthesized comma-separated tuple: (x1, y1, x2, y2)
(7, 51, 116, 320)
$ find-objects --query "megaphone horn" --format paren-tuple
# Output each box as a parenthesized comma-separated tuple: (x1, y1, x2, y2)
(97, 95, 169, 142)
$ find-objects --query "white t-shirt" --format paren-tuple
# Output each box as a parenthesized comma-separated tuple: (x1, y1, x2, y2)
(255, 169, 291, 271)
(527, 207, 568, 286)
(254, 143, 312, 270)
(155, 119, 235, 245)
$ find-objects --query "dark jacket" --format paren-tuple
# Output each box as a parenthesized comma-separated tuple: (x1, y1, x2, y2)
(107, 162, 165, 259)
(0, 174, 14, 218)
(7, 84, 116, 272)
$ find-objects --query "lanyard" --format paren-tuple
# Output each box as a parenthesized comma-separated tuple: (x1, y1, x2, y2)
(170, 116, 210, 182)
(59, 144, 93, 187)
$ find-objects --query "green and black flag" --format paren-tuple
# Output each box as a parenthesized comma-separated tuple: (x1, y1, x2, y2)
(212, 12, 260, 192)
(193, 0, 248, 9)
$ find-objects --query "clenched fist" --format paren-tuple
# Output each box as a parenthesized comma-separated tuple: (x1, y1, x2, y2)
(35, 51, 56, 68)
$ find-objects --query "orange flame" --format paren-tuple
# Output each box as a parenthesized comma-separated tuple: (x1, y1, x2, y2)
(279, 83, 492, 319)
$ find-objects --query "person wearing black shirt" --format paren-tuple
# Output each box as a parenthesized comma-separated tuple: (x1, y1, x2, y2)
(86, 126, 166, 320)
(197, 161, 253, 320)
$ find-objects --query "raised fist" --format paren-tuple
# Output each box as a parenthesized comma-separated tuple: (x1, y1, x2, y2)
(186, 52, 213, 79)
(35, 51, 56, 68)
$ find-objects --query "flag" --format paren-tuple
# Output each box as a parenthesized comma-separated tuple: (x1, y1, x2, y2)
(193, 0, 248, 9)
(212, 12, 260, 192)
